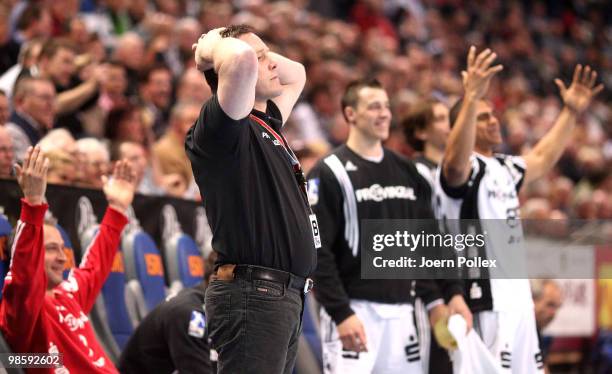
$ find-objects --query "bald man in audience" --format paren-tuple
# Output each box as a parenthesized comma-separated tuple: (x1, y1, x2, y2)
(0, 126, 14, 178)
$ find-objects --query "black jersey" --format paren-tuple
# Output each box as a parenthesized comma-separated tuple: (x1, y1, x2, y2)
(185, 96, 317, 277)
(307, 145, 459, 324)
(118, 284, 213, 374)
(435, 153, 532, 312)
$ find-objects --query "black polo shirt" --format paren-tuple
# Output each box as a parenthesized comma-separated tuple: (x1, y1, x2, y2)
(185, 96, 317, 277)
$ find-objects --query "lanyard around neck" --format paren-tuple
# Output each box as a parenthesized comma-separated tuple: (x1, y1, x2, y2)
(249, 114, 312, 213)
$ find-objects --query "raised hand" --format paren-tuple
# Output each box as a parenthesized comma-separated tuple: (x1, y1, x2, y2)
(462, 46, 503, 101)
(14, 146, 49, 206)
(555, 65, 604, 114)
(102, 159, 137, 214)
(192, 28, 226, 72)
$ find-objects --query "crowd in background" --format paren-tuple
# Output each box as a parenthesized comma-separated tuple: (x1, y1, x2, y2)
(0, 0, 610, 221)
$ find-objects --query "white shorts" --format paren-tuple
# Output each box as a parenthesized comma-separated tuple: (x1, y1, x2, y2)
(475, 308, 544, 373)
(320, 300, 423, 374)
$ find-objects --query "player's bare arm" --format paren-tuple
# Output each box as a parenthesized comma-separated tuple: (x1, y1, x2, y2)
(442, 47, 503, 187)
(268, 52, 306, 125)
(522, 64, 604, 184)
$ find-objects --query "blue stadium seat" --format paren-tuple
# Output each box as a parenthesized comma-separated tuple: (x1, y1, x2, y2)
(0, 212, 12, 301)
(165, 234, 204, 291)
(161, 204, 205, 293)
(100, 251, 134, 350)
(122, 229, 167, 323)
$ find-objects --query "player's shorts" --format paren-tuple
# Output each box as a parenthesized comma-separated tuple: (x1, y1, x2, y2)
(320, 300, 422, 374)
(475, 307, 544, 373)
(414, 298, 453, 374)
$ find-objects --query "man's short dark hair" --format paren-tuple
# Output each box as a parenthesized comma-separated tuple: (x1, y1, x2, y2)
(203, 24, 254, 94)
(40, 38, 77, 60)
(16, 4, 45, 31)
(401, 99, 441, 151)
(340, 78, 383, 122)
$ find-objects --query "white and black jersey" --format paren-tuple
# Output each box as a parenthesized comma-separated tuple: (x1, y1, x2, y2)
(435, 153, 532, 312)
(307, 145, 461, 324)
(414, 155, 437, 189)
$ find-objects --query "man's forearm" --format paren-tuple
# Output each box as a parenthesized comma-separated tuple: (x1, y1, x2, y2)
(56, 79, 98, 115)
(524, 106, 576, 183)
(269, 52, 306, 88)
(443, 96, 478, 186)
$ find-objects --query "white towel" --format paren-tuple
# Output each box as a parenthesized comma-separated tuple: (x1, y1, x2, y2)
(447, 315, 501, 374)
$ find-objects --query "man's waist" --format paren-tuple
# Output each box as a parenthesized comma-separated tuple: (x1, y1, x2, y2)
(213, 264, 314, 294)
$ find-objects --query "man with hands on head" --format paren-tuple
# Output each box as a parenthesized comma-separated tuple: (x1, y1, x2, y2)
(436, 46, 603, 373)
(185, 25, 316, 374)
(0, 145, 137, 373)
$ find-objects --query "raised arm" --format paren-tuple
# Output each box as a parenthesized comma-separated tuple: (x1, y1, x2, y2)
(522, 65, 603, 184)
(442, 47, 503, 187)
(269, 52, 306, 125)
(193, 28, 258, 120)
(0, 146, 49, 353)
(70, 160, 135, 313)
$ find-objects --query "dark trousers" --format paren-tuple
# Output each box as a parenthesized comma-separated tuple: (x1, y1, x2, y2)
(205, 278, 304, 374)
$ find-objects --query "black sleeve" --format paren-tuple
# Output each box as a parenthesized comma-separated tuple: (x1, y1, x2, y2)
(187, 95, 247, 156)
(164, 301, 213, 374)
(307, 162, 354, 324)
(439, 157, 479, 199)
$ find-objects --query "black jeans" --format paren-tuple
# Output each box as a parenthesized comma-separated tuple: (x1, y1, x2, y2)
(205, 277, 304, 374)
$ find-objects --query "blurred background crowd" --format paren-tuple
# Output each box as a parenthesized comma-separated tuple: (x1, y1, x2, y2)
(0, 0, 609, 222)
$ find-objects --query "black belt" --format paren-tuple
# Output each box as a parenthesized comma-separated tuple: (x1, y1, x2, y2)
(234, 265, 314, 294)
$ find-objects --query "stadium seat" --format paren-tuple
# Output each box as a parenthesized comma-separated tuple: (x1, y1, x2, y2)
(0, 211, 12, 301)
(122, 208, 167, 324)
(161, 205, 204, 293)
(76, 197, 133, 360)
(295, 293, 323, 374)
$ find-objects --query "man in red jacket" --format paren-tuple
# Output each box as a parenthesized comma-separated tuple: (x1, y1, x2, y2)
(0, 145, 136, 373)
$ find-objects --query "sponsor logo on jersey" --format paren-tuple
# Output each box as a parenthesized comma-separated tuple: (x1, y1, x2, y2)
(307, 178, 320, 206)
(188, 310, 206, 338)
(261, 132, 270, 139)
(354, 184, 416, 202)
(344, 161, 358, 171)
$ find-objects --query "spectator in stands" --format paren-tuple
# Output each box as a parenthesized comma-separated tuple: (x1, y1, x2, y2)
(38, 128, 80, 186)
(0, 145, 136, 373)
(37, 38, 105, 138)
(5, 77, 56, 161)
(153, 101, 199, 197)
(76, 138, 110, 189)
(111, 32, 146, 96)
(12, 3, 51, 48)
(165, 18, 201, 77)
(114, 140, 185, 197)
(0, 4, 20, 76)
(105, 103, 151, 148)
(0, 90, 9, 125)
(0, 37, 44, 99)
(176, 67, 212, 104)
(79, 61, 129, 138)
(531, 279, 563, 362)
(118, 253, 217, 374)
(139, 64, 173, 138)
(0, 126, 13, 178)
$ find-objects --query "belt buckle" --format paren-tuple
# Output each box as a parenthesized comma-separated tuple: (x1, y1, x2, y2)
(303, 278, 314, 294)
